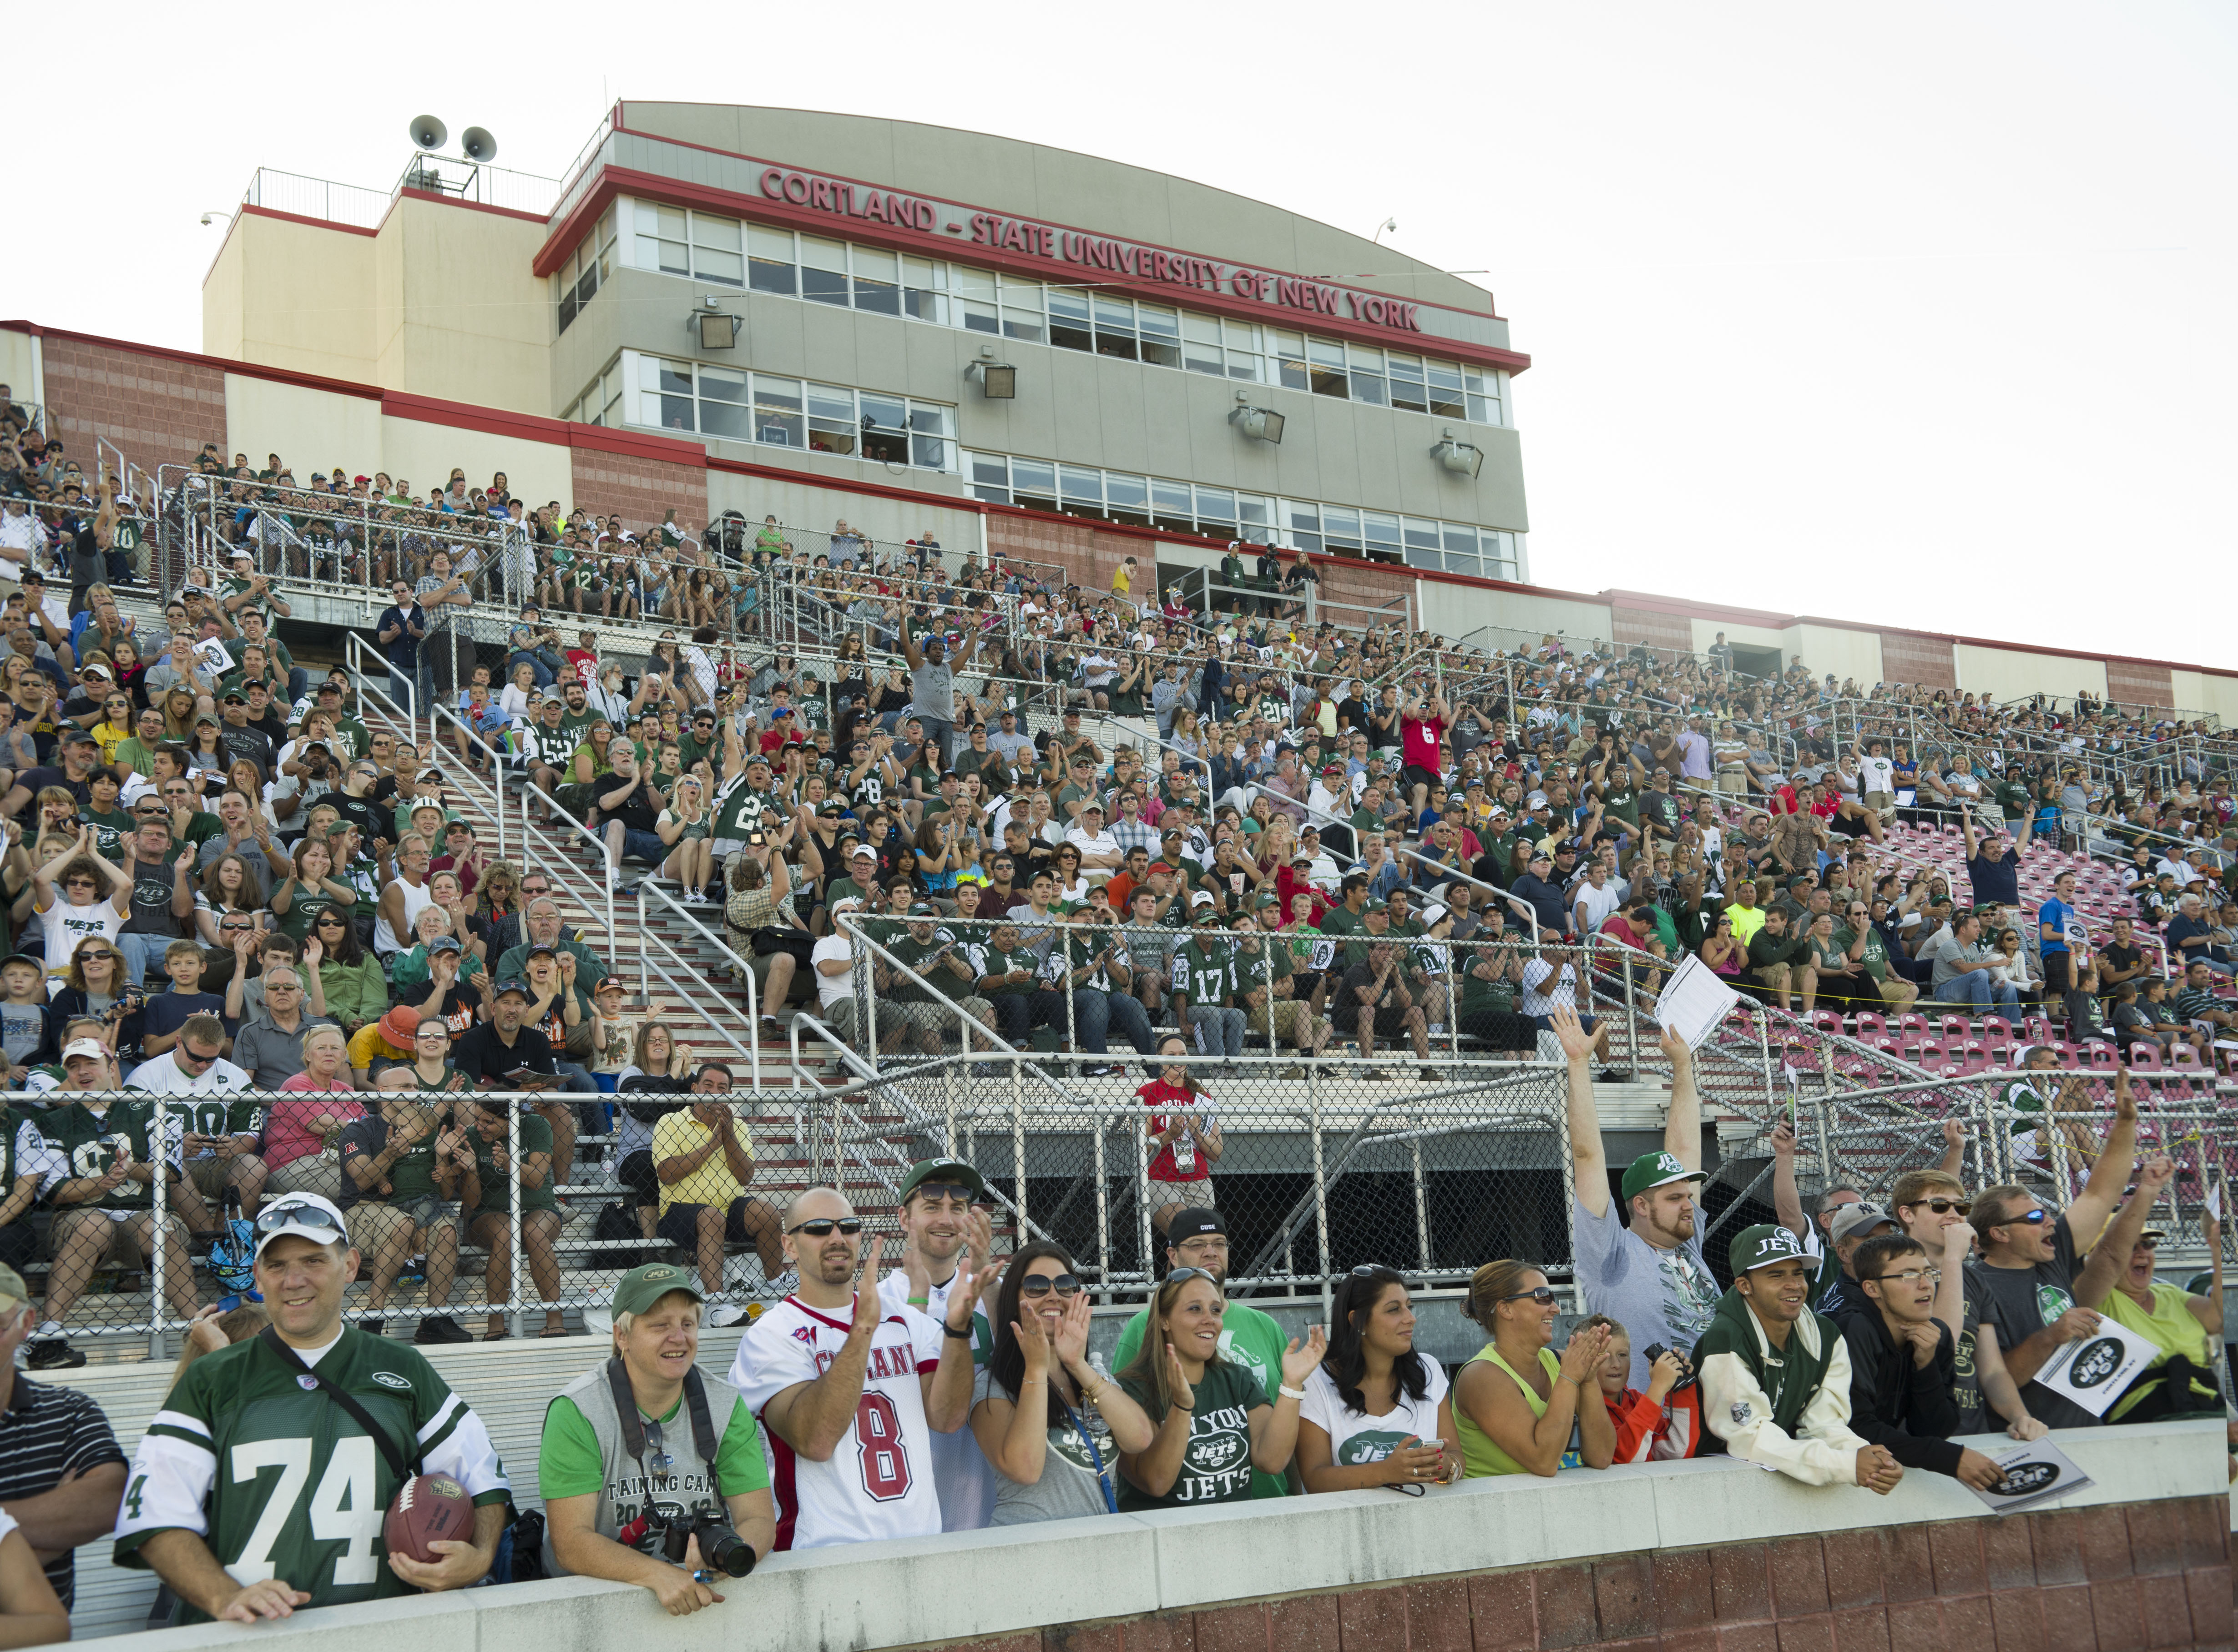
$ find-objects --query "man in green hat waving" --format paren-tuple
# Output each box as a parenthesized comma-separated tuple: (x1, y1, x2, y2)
(1693, 1224, 1899, 1494)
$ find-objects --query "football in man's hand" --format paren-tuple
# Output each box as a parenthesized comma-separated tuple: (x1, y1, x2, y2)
(384, 1471, 472, 1564)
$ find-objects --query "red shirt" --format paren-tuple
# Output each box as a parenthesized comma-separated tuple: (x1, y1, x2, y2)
(1137, 1078, 1214, 1183)
(1400, 715, 1445, 770)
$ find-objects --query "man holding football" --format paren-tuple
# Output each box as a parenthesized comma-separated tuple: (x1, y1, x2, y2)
(111, 1193, 512, 1622)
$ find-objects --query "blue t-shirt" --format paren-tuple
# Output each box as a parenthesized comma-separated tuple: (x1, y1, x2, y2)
(1965, 852, 2018, 910)
(138, 989, 232, 1045)
(2038, 897, 2073, 957)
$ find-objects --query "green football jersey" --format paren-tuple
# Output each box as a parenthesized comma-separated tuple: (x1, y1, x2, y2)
(114, 1329, 509, 1620)
(35, 1099, 172, 1211)
(711, 775, 777, 840)
(1170, 939, 1236, 1006)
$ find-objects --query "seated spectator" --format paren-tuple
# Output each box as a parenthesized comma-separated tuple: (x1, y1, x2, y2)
(1297, 1264, 1459, 1491)
(309, 907, 384, 1038)
(0, 1264, 127, 1615)
(494, 894, 609, 989)
(1453, 1258, 1614, 1477)
(1696, 1225, 1899, 1491)
(651, 1065, 785, 1321)
(346, 1002, 419, 1086)
(1114, 1264, 1324, 1509)
(460, 1093, 566, 1340)
(1838, 1234, 2001, 1488)
(230, 960, 335, 1088)
(1588, 1316, 1700, 1463)
(265, 1027, 365, 1198)
(1743, 906, 1814, 1012)
(2096, 1158, 2223, 1423)
(969, 1241, 1156, 1524)
(540, 1262, 775, 1599)
(338, 1074, 475, 1345)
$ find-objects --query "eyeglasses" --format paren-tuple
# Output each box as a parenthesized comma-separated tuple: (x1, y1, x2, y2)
(1019, 1274, 1082, 1299)
(784, 1217, 864, 1237)
(1499, 1286, 1559, 1306)
(1871, 1267, 1942, 1287)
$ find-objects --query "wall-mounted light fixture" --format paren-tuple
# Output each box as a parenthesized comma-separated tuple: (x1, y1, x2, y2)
(1228, 389, 1284, 445)
(964, 345, 1015, 399)
(691, 298, 740, 350)
(1431, 428, 1484, 478)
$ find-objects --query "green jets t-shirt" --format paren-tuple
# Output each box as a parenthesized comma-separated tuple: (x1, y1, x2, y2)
(1170, 939, 1236, 1007)
(82, 807, 135, 860)
(556, 707, 607, 740)
(113, 1329, 507, 1621)
(1995, 780, 2031, 821)
(972, 945, 1041, 1000)
(1317, 904, 1370, 969)
(37, 1099, 167, 1211)
(275, 883, 347, 944)
(1115, 1359, 1263, 1511)
(1832, 924, 1890, 982)
(1112, 1299, 1291, 1501)
(1600, 785, 1639, 826)
(468, 1112, 558, 1215)
(711, 775, 777, 841)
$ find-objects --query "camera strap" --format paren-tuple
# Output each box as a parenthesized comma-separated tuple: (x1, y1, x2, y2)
(261, 1327, 421, 1483)
(605, 1357, 725, 1501)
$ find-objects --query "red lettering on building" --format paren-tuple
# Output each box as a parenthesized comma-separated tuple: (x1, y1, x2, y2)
(783, 173, 810, 205)
(760, 168, 786, 199)
(862, 191, 889, 224)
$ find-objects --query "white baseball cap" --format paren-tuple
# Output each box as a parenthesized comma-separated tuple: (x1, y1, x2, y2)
(253, 1192, 352, 1258)
(62, 1038, 106, 1063)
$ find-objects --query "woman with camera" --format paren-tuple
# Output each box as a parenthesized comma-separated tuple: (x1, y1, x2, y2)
(541, 1263, 774, 1614)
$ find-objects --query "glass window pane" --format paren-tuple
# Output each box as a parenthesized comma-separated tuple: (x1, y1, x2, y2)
(1307, 336, 1348, 398)
(1467, 393, 1493, 423)
(806, 382, 857, 454)
(967, 451, 1010, 503)
(998, 280, 1043, 313)
(1427, 362, 1466, 418)
(1046, 285, 1091, 352)
(1010, 458, 1056, 507)
(1059, 465, 1103, 505)
(1194, 486, 1235, 526)
(692, 215, 741, 252)
(800, 237, 849, 307)
(954, 265, 997, 302)
(1002, 307, 1045, 344)
(1152, 477, 1194, 515)
(903, 256, 945, 289)
(1137, 303, 1180, 368)
(699, 366, 746, 404)
(1182, 312, 1220, 344)
(695, 248, 744, 287)
(753, 375, 804, 448)
(908, 404, 955, 470)
(748, 225, 796, 296)
(1463, 365, 1490, 393)
(700, 398, 751, 440)
(852, 246, 900, 316)
(1281, 499, 1320, 535)
(1322, 505, 1361, 548)
(1183, 336, 1224, 376)
(1270, 330, 1308, 392)
(651, 239, 687, 277)
(1222, 320, 1258, 351)
(905, 287, 948, 325)
(1225, 348, 1262, 383)
(959, 299, 1000, 335)
(1351, 369, 1387, 407)
(1092, 295, 1135, 333)
(1047, 287, 1089, 322)
(1105, 473, 1149, 511)
(1387, 352, 1428, 413)
(1237, 495, 1271, 530)
(1363, 510, 1402, 551)
(860, 393, 909, 463)
(1441, 524, 1478, 557)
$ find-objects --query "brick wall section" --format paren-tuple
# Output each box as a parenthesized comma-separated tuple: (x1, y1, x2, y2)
(1879, 630, 1956, 692)
(918, 1496, 2228, 1652)
(2105, 659, 2174, 713)
(41, 335, 226, 474)
(1611, 605, 1693, 656)
(569, 445, 707, 537)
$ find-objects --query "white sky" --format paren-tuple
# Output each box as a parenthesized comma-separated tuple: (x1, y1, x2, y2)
(17, 2, 2234, 669)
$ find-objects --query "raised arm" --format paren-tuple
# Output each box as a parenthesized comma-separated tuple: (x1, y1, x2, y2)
(2063, 1070, 2139, 1242)
(1662, 1025, 1702, 1173)
(1553, 1003, 1609, 1219)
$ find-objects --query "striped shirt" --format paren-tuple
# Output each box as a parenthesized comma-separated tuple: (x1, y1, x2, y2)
(0, 1376, 127, 1607)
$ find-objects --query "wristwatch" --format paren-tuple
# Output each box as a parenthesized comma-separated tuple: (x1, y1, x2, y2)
(941, 1321, 972, 1340)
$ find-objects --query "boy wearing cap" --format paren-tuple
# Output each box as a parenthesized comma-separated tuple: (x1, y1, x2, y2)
(1556, 1004, 1720, 1391)
(540, 1262, 774, 1601)
(1694, 1223, 1899, 1492)
(114, 1193, 510, 1620)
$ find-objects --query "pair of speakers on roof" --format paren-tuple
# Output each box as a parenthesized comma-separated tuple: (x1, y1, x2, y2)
(409, 117, 496, 164)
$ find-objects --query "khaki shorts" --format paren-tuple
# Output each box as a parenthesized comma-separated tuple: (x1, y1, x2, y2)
(351, 1198, 459, 1256)
(1152, 1178, 1215, 1213)
(1247, 999, 1317, 1044)
(185, 1156, 255, 1197)
(268, 1154, 344, 1201)
(48, 1207, 183, 1264)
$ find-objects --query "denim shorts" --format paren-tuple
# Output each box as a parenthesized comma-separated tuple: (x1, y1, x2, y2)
(621, 827, 668, 864)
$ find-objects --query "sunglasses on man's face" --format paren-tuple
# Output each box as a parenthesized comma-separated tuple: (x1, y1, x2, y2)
(785, 1217, 864, 1237)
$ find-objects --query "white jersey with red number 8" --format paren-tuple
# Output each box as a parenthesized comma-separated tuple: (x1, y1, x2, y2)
(730, 1292, 946, 1550)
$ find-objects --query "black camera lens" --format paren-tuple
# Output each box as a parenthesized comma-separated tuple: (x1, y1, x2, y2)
(699, 1523, 755, 1578)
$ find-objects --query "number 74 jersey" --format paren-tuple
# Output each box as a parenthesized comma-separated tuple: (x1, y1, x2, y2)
(730, 1293, 946, 1551)
(111, 1327, 510, 1619)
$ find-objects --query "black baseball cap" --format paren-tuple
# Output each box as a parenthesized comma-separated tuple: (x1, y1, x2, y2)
(1167, 1208, 1226, 1242)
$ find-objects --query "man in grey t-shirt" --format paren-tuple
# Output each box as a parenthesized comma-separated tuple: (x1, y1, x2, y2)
(1553, 1002, 1717, 1390)
(901, 623, 982, 769)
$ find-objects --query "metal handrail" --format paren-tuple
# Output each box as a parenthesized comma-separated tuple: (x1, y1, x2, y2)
(634, 881, 762, 1093)
(426, 700, 508, 860)
(518, 781, 615, 960)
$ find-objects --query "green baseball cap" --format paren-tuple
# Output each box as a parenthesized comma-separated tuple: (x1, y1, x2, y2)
(612, 1261, 705, 1316)
(1619, 1150, 1702, 1204)
(898, 1156, 984, 1201)
(1728, 1224, 1810, 1277)
(1251, 891, 1280, 910)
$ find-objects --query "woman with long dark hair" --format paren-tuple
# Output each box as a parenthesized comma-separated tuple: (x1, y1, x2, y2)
(967, 1241, 1156, 1524)
(1297, 1265, 1460, 1491)
(1114, 1266, 1324, 1511)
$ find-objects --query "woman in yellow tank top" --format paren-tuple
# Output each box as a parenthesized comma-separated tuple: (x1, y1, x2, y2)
(1453, 1259, 1617, 1477)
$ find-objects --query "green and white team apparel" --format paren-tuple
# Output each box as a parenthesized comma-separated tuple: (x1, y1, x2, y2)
(1298, 1358, 1449, 1467)
(113, 1328, 510, 1619)
(124, 1053, 260, 1163)
(34, 1099, 179, 1211)
(711, 773, 782, 843)
(1171, 938, 1237, 1007)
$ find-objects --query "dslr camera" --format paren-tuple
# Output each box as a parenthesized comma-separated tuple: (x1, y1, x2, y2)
(618, 1505, 756, 1578)
(1641, 1343, 1697, 1391)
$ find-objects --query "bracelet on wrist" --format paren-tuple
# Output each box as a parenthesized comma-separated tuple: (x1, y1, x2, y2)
(1277, 1383, 1307, 1401)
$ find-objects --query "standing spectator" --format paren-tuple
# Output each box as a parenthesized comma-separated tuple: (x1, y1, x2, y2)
(728, 1188, 984, 1549)
(1136, 1036, 1222, 1234)
(1297, 1265, 1459, 1491)
(539, 1263, 774, 1606)
(1696, 1225, 1898, 1492)
(1560, 1006, 1715, 1390)
(112, 1194, 510, 1621)
(1108, 1208, 1295, 1501)
(0, 1264, 128, 1608)
(1453, 1259, 1615, 1477)
(1839, 1234, 2003, 1487)
(968, 1241, 1156, 1525)
(876, 1158, 999, 1530)
(374, 580, 431, 719)
(1114, 1266, 1324, 1510)
(1965, 1073, 2139, 1435)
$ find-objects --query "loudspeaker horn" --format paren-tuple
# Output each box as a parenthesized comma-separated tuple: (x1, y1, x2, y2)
(408, 115, 448, 152)
(460, 126, 498, 164)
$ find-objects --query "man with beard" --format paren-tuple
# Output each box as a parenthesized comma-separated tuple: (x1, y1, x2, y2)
(1106, 1207, 1294, 1499)
(1555, 1003, 1720, 1392)
(728, 1187, 987, 1549)
(876, 1158, 997, 1531)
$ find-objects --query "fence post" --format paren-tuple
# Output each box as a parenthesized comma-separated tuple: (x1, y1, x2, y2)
(1409, 1107, 1432, 1275)
(1091, 1104, 1112, 1305)
(149, 1095, 169, 1358)
(509, 1101, 525, 1339)
(1621, 953, 1637, 1073)
(1308, 1067, 1332, 1316)
(1010, 1071, 1029, 1241)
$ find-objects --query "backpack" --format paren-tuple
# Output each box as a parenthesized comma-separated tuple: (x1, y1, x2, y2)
(593, 1201, 654, 1269)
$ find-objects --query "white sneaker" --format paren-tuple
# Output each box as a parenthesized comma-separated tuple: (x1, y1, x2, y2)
(706, 1303, 751, 1329)
(763, 1269, 798, 1299)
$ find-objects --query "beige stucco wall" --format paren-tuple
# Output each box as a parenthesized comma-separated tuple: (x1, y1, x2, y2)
(1688, 617, 1783, 654)
(703, 468, 982, 555)
(0, 329, 36, 409)
(205, 212, 381, 384)
(223, 375, 383, 475)
(1425, 585, 1615, 648)
(377, 414, 572, 513)
(1954, 643, 2108, 703)
(2168, 670, 2238, 726)
(1788, 623, 1884, 688)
